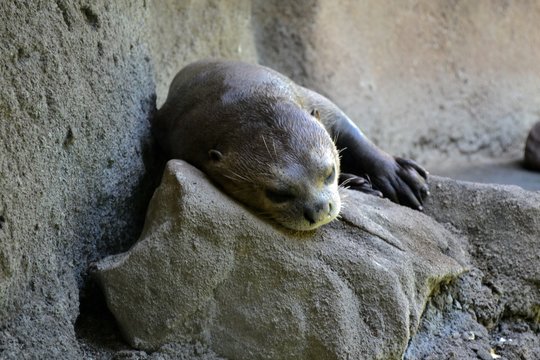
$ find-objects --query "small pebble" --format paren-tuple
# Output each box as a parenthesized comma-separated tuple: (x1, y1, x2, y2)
(475, 348, 493, 360)
(462, 331, 475, 341)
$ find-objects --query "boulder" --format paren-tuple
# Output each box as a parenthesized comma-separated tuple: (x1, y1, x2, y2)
(95, 160, 466, 360)
(406, 176, 540, 360)
(425, 176, 540, 322)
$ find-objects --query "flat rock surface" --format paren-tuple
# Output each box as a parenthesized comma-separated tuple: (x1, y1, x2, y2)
(434, 159, 540, 191)
(425, 176, 540, 321)
(95, 160, 466, 360)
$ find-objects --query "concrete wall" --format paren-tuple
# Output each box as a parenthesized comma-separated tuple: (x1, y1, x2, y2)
(253, 0, 540, 168)
(1, 0, 539, 357)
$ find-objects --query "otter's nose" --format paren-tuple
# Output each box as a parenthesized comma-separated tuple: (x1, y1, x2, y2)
(304, 201, 332, 225)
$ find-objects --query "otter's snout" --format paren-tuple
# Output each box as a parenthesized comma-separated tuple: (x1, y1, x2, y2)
(303, 201, 333, 225)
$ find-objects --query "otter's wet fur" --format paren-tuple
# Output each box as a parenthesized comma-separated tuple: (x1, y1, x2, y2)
(153, 60, 428, 230)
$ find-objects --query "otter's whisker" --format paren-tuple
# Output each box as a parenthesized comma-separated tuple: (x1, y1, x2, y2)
(340, 178, 355, 187)
(261, 135, 274, 160)
(272, 139, 278, 159)
(227, 170, 253, 183)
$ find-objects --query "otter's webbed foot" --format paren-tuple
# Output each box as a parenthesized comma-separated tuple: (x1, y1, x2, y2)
(369, 157, 429, 211)
(339, 173, 383, 197)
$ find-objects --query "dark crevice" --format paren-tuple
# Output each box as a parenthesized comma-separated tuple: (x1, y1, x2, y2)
(63, 127, 75, 149)
(75, 278, 128, 354)
(80, 6, 100, 30)
(55, 0, 72, 29)
(97, 42, 104, 57)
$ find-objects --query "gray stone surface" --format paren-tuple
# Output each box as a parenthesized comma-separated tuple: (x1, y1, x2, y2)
(405, 176, 540, 360)
(146, 0, 257, 107)
(434, 159, 540, 191)
(95, 160, 466, 360)
(0, 0, 255, 358)
(0, 1, 156, 358)
(426, 177, 540, 322)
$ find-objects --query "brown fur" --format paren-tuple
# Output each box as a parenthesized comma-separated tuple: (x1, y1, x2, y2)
(154, 59, 429, 229)
(153, 60, 341, 230)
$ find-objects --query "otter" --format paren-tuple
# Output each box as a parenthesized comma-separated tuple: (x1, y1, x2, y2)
(152, 59, 428, 231)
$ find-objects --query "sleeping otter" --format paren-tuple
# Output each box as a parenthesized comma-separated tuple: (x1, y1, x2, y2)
(153, 59, 428, 230)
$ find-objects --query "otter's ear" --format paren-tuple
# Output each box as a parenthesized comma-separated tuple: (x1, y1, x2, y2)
(208, 149, 223, 162)
(310, 109, 321, 121)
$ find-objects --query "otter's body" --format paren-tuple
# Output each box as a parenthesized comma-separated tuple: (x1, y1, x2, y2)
(153, 60, 428, 230)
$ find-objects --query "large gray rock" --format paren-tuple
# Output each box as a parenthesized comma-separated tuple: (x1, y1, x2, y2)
(406, 177, 540, 359)
(0, 1, 256, 358)
(0, 1, 156, 357)
(95, 160, 466, 360)
(425, 177, 540, 323)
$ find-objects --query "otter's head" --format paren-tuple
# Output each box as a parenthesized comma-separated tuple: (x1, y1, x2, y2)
(203, 103, 341, 231)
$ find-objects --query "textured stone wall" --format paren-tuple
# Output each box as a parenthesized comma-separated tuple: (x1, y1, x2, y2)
(253, 0, 540, 168)
(0, 0, 255, 357)
(0, 1, 156, 356)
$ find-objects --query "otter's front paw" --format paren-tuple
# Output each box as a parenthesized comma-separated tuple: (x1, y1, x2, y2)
(372, 157, 429, 211)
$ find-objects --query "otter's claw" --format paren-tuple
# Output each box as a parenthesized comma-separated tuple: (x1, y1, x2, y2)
(353, 156, 430, 211)
(391, 157, 429, 210)
(339, 173, 383, 197)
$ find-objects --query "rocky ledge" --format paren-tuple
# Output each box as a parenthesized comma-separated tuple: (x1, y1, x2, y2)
(94, 160, 467, 360)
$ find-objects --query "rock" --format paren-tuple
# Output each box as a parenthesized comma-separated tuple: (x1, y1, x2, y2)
(0, 1, 256, 357)
(475, 347, 494, 360)
(425, 177, 540, 321)
(0, 1, 157, 357)
(524, 121, 540, 170)
(405, 176, 540, 360)
(95, 160, 466, 360)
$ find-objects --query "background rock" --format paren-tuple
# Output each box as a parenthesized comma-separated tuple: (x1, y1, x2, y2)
(524, 122, 540, 170)
(0, 0, 255, 357)
(405, 177, 540, 360)
(1, 0, 539, 358)
(426, 177, 540, 323)
(95, 160, 466, 360)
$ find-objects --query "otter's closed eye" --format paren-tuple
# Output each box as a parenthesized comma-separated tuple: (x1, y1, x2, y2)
(324, 166, 336, 185)
(265, 188, 296, 203)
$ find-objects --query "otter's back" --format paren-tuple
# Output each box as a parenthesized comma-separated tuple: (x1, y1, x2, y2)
(152, 60, 299, 163)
